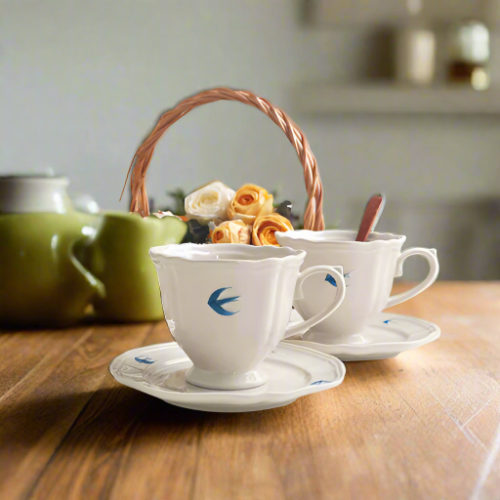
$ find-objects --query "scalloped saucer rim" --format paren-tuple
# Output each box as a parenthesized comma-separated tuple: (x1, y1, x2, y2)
(286, 311, 440, 361)
(109, 341, 346, 412)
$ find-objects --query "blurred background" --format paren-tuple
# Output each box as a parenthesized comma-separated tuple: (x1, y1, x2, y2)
(1, 0, 500, 280)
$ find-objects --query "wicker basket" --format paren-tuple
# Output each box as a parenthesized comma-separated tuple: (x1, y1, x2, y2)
(123, 88, 325, 230)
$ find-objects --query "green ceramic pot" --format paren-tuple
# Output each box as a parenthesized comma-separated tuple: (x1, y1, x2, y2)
(0, 211, 104, 328)
(79, 212, 187, 322)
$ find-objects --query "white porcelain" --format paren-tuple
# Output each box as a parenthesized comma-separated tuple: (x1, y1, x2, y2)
(0, 175, 73, 213)
(286, 310, 440, 361)
(276, 230, 439, 342)
(70, 193, 100, 214)
(109, 342, 346, 412)
(149, 244, 346, 391)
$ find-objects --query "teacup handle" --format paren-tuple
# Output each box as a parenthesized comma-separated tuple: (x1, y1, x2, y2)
(386, 248, 439, 309)
(283, 266, 346, 339)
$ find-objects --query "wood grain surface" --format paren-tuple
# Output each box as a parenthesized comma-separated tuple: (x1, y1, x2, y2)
(1, 282, 499, 500)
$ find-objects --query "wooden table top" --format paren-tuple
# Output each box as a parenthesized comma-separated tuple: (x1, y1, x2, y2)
(1, 282, 499, 500)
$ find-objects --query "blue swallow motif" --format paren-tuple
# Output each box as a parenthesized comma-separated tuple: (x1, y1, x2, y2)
(208, 287, 240, 316)
(135, 356, 155, 364)
(325, 274, 337, 287)
(325, 272, 352, 287)
(311, 380, 332, 386)
(383, 319, 393, 324)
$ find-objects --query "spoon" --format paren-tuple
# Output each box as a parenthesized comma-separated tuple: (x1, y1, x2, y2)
(355, 193, 386, 242)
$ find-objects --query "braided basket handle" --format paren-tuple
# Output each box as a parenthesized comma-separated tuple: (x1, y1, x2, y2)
(122, 87, 325, 230)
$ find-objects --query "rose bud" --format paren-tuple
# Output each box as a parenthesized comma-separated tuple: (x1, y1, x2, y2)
(184, 181, 235, 223)
(227, 184, 273, 225)
(252, 213, 293, 246)
(212, 220, 251, 244)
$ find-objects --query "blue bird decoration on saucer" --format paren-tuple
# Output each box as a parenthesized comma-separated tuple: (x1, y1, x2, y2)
(208, 287, 240, 316)
(135, 355, 155, 364)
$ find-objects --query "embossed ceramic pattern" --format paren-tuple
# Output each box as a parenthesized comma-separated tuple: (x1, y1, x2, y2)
(109, 342, 346, 412)
(276, 230, 439, 342)
(149, 244, 346, 391)
(286, 310, 440, 361)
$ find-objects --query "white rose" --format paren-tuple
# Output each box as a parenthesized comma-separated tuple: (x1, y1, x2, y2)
(184, 181, 235, 221)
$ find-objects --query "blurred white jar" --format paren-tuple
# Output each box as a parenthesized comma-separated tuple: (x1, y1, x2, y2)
(394, 0, 436, 86)
(395, 29, 436, 85)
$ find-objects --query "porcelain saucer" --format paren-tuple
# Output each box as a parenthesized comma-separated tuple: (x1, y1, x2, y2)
(286, 311, 440, 361)
(109, 342, 346, 413)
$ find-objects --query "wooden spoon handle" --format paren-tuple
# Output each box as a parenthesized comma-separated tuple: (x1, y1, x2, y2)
(355, 196, 384, 242)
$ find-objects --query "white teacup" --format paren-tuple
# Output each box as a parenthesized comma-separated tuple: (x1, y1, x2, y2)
(275, 230, 439, 343)
(149, 243, 346, 390)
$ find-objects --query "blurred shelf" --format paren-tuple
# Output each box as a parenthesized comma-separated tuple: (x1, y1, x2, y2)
(291, 85, 500, 115)
(306, 0, 492, 27)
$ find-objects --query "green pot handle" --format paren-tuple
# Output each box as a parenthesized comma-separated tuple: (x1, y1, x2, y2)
(69, 239, 106, 299)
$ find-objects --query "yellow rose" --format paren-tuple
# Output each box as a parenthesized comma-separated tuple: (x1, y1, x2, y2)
(212, 220, 251, 244)
(227, 184, 273, 225)
(252, 213, 293, 246)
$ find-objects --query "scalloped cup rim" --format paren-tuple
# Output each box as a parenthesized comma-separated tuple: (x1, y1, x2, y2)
(149, 242, 306, 264)
(276, 229, 406, 247)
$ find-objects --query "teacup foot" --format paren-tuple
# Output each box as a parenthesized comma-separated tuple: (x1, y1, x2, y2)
(185, 366, 268, 391)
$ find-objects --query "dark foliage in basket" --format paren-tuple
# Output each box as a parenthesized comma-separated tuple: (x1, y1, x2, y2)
(160, 188, 187, 216)
(276, 200, 301, 228)
(186, 219, 211, 244)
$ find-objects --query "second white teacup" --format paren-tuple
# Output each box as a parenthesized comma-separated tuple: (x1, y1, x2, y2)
(276, 230, 439, 343)
(149, 243, 346, 390)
